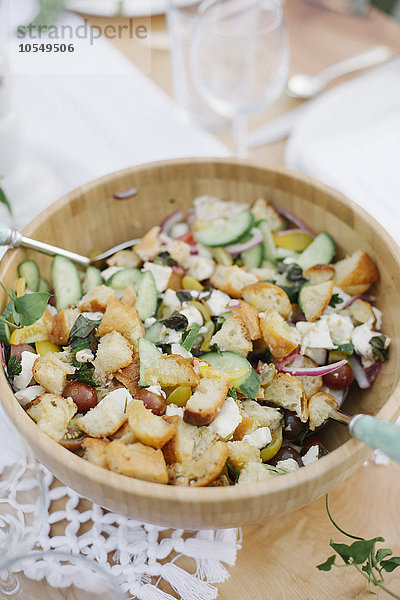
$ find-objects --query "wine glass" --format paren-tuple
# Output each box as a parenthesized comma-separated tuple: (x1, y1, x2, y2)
(190, 0, 289, 157)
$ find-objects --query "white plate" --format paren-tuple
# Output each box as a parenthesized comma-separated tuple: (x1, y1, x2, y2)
(65, 0, 167, 17)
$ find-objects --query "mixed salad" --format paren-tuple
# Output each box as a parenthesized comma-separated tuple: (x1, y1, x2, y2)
(0, 195, 389, 486)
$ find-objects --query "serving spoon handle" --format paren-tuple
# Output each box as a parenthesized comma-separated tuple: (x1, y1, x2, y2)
(0, 223, 141, 266)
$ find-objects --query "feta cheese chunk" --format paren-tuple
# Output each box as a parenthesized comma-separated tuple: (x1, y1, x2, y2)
(170, 222, 189, 239)
(81, 311, 104, 321)
(75, 349, 95, 363)
(144, 317, 157, 328)
(164, 328, 182, 344)
(101, 266, 123, 281)
(324, 314, 354, 345)
(147, 384, 166, 399)
(296, 319, 335, 352)
(276, 458, 300, 473)
(193, 195, 247, 222)
(302, 445, 320, 466)
(13, 352, 39, 391)
(163, 289, 180, 310)
(143, 262, 172, 293)
(165, 404, 184, 417)
(15, 385, 44, 407)
(205, 290, 231, 316)
(170, 344, 193, 359)
(243, 426, 272, 449)
(210, 397, 242, 440)
(351, 319, 390, 368)
(185, 256, 215, 281)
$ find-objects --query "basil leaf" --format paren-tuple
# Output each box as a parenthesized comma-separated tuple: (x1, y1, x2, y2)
(375, 549, 393, 563)
(70, 335, 91, 353)
(161, 311, 188, 331)
(69, 315, 100, 341)
(2, 300, 14, 319)
(14, 292, 51, 326)
(226, 460, 240, 484)
(286, 264, 304, 282)
(380, 556, 400, 573)
(329, 293, 344, 308)
(334, 343, 354, 354)
(176, 291, 193, 304)
(154, 251, 178, 267)
(370, 335, 388, 363)
(316, 555, 336, 571)
(228, 387, 238, 401)
(7, 355, 22, 377)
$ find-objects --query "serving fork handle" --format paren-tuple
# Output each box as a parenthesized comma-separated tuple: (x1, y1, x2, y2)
(0, 223, 90, 266)
(350, 414, 400, 466)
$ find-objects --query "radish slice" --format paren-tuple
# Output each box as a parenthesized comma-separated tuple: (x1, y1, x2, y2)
(344, 294, 376, 308)
(281, 359, 348, 377)
(160, 210, 184, 236)
(348, 355, 370, 389)
(276, 209, 315, 237)
(225, 228, 263, 255)
(113, 187, 138, 199)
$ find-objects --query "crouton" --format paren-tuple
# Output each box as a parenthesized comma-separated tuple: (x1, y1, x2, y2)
(48, 308, 80, 345)
(299, 281, 334, 322)
(109, 421, 137, 444)
(333, 250, 378, 295)
(232, 300, 261, 340)
(169, 441, 228, 487)
(26, 393, 77, 441)
(259, 311, 301, 360)
(81, 438, 110, 469)
(113, 353, 140, 396)
(261, 373, 308, 422)
(240, 400, 283, 432)
(227, 440, 261, 471)
(233, 414, 254, 440)
(303, 264, 335, 285)
(349, 299, 376, 326)
(96, 296, 144, 349)
(290, 356, 323, 399)
(162, 416, 197, 464)
(167, 268, 183, 291)
(251, 198, 284, 231)
(126, 399, 176, 449)
(77, 387, 130, 437)
(93, 331, 133, 379)
(134, 226, 162, 262)
(145, 355, 199, 388)
(210, 265, 258, 298)
(210, 313, 252, 357)
(165, 240, 192, 265)
(106, 440, 168, 484)
(242, 282, 292, 319)
(308, 391, 338, 431)
(32, 353, 75, 395)
(121, 286, 137, 307)
(106, 249, 141, 268)
(238, 462, 279, 484)
(79, 285, 115, 313)
(184, 376, 230, 426)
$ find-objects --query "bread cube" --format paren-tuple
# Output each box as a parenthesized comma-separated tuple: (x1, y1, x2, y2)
(77, 387, 130, 437)
(79, 285, 115, 313)
(210, 265, 258, 298)
(48, 308, 80, 345)
(97, 296, 144, 349)
(261, 373, 308, 422)
(134, 226, 162, 262)
(145, 354, 199, 388)
(238, 462, 278, 484)
(168, 441, 228, 487)
(184, 376, 230, 426)
(227, 440, 261, 471)
(251, 198, 284, 231)
(308, 391, 338, 431)
(113, 353, 140, 396)
(127, 399, 176, 449)
(32, 353, 76, 395)
(333, 250, 378, 295)
(26, 393, 77, 441)
(93, 331, 133, 379)
(232, 300, 261, 340)
(242, 282, 292, 319)
(81, 438, 110, 469)
(106, 440, 168, 484)
(210, 313, 252, 357)
(259, 310, 301, 360)
(299, 281, 334, 322)
(303, 264, 335, 285)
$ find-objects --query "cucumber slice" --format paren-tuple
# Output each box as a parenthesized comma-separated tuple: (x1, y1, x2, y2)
(145, 321, 164, 344)
(83, 266, 103, 294)
(194, 211, 254, 247)
(38, 277, 50, 293)
(138, 337, 162, 386)
(296, 232, 335, 271)
(17, 260, 40, 292)
(0, 321, 10, 344)
(51, 255, 82, 311)
(257, 220, 276, 263)
(106, 267, 142, 290)
(199, 350, 260, 398)
(242, 243, 264, 270)
(136, 271, 158, 321)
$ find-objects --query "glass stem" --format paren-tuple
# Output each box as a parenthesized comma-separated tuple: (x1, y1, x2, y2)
(0, 570, 20, 596)
(233, 114, 248, 158)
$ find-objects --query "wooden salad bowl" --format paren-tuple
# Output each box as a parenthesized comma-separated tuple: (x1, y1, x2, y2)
(1, 158, 399, 529)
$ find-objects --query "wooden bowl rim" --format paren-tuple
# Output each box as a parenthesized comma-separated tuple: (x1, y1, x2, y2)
(2, 157, 400, 505)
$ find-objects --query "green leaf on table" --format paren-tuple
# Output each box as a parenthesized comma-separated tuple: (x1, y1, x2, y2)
(7, 355, 22, 377)
(316, 555, 336, 571)
(13, 292, 51, 326)
(380, 557, 400, 573)
(375, 548, 393, 563)
(0, 188, 12, 215)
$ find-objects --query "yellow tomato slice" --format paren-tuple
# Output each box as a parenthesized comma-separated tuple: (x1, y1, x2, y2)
(15, 277, 26, 297)
(182, 276, 204, 291)
(35, 341, 60, 356)
(273, 231, 313, 252)
(198, 364, 248, 385)
(190, 300, 211, 322)
(10, 316, 50, 345)
(260, 427, 283, 462)
(166, 385, 192, 407)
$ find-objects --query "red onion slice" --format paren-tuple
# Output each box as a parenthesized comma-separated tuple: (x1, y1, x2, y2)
(281, 359, 347, 377)
(273, 347, 300, 371)
(276, 209, 315, 237)
(348, 355, 370, 389)
(228, 299, 241, 308)
(344, 294, 376, 308)
(113, 187, 138, 199)
(225, 228, 263, 255)
(160, 210, 184, 236)
(365, 361, 381, 385)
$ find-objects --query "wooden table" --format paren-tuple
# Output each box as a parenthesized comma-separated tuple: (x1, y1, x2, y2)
(84, 3, 400, 598)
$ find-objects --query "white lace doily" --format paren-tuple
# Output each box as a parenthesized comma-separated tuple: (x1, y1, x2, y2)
(12, 466, 241, 600)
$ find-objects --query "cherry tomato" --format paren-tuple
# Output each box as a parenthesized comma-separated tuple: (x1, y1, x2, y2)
(323, 363, 354, 390)
(270, 445, 303, 467)
(135, 388, 166, 416)
(283, 410, 308, 442)
(63, 382, 98, 414)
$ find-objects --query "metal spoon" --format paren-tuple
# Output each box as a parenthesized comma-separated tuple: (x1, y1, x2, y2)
(0, 223, 141, 267)
(287, 45, 391, 99)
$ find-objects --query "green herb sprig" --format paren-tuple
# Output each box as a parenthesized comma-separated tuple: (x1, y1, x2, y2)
(317, 495, 400, 598)
(7, 355, 22, 377)
(370, 335, 389, 363)
(329, 293, 344, 308)
(0, 282, 50, 330)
